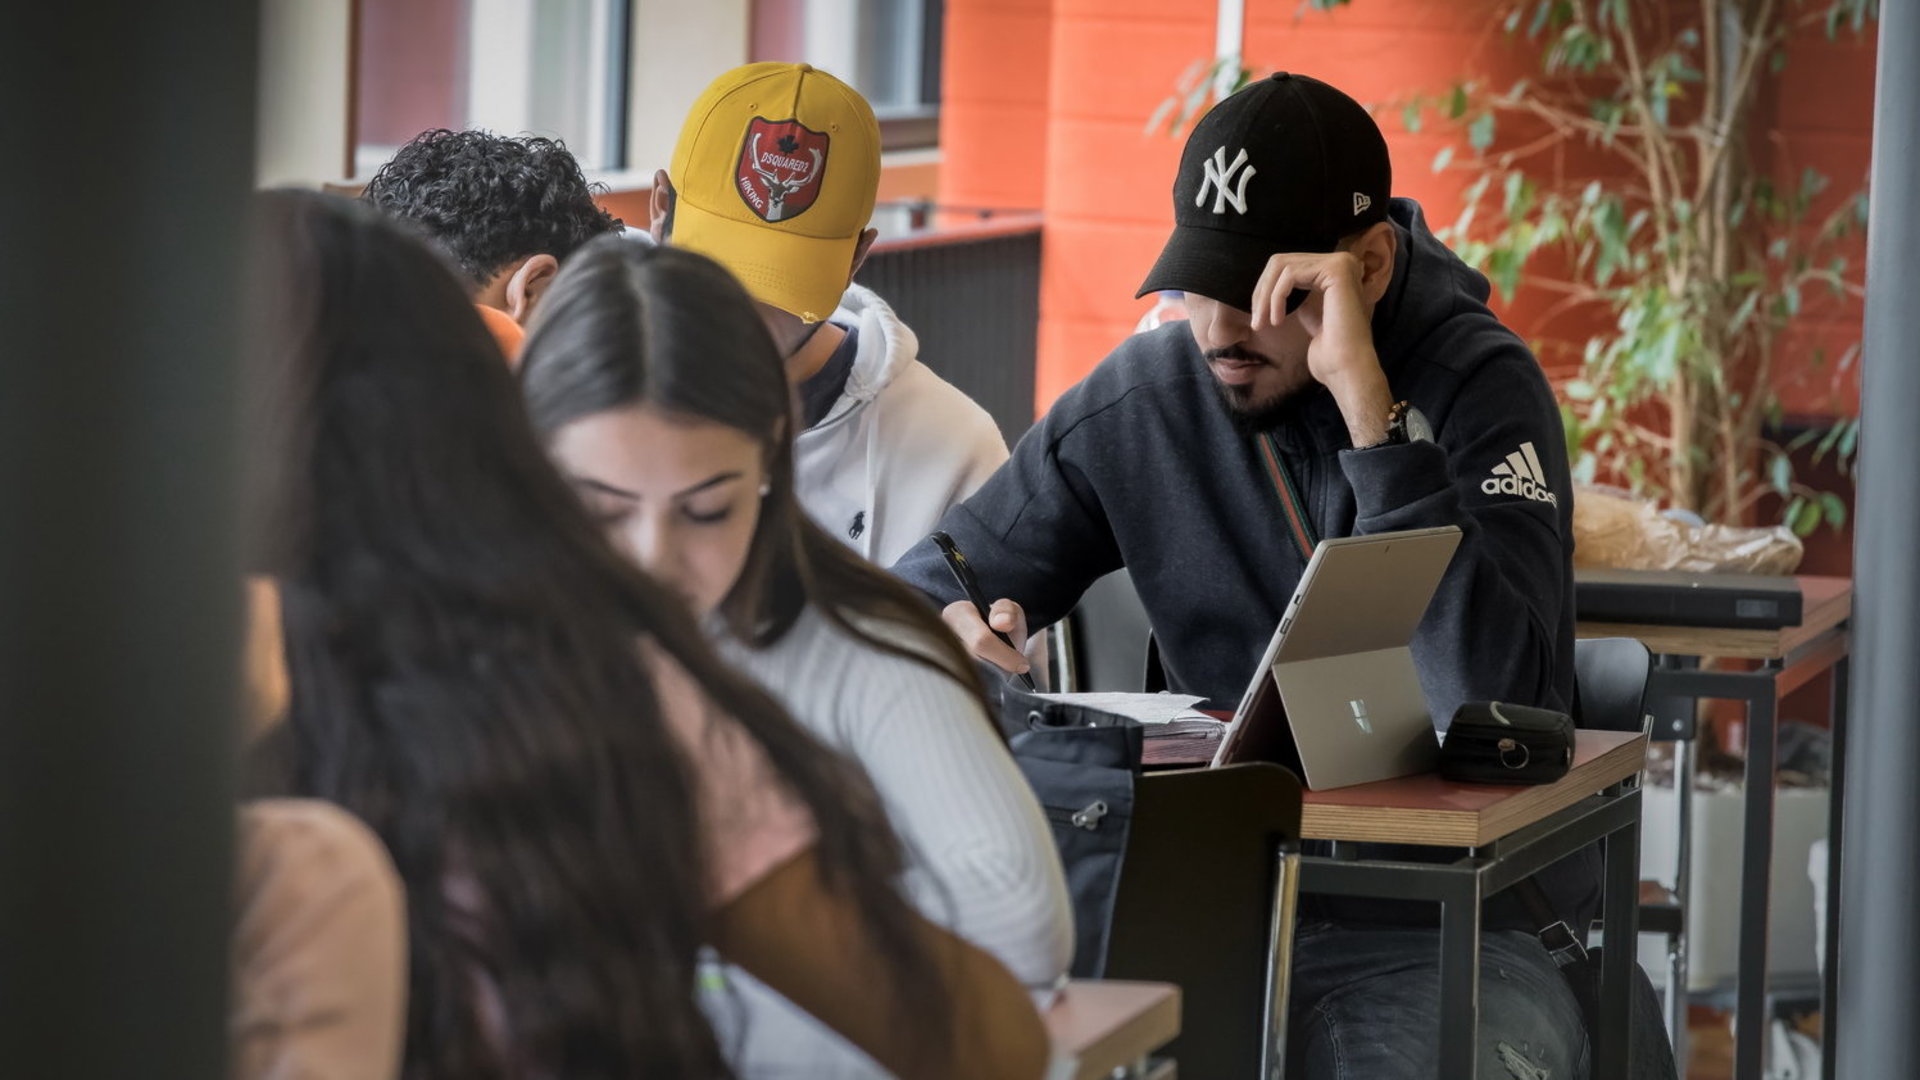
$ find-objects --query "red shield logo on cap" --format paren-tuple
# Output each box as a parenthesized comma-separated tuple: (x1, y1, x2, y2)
(734, 117, 830, 223)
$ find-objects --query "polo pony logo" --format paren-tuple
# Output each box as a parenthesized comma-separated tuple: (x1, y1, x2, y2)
(735, 117, 829, 223)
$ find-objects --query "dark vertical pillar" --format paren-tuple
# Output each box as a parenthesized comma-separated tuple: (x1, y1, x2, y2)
(0, 3, 257, 1077)
(1837, 3, 1920, 1076)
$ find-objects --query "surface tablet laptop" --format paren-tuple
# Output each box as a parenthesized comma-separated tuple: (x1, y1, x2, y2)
(1211, 526, 1462, 789)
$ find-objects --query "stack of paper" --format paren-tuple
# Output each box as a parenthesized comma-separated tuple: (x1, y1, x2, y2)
(1032, 691, 1211, 725)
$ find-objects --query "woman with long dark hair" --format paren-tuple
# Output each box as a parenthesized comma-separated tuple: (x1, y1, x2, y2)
(241, 190, 1049, 1080)
(518, 238, 1073, 1078)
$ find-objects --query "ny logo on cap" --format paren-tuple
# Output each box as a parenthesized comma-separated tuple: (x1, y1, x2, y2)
(1196, 146, 1256, 216)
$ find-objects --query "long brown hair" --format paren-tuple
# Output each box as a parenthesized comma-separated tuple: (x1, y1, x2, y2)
(242, 191, 952, 1078)
(518, 238, 986, 697)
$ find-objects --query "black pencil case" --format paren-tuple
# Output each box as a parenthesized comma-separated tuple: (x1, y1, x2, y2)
(1438, 701, 1574, 785)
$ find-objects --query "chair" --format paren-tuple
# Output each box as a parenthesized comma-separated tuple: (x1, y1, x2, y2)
(1052, 569, 1156, 693)
(1575, 637, 1689, 1053)
(1574, 636, 1655, 734)
(1101, 763, 1303, 1080)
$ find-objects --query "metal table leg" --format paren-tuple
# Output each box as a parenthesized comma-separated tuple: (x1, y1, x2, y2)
(1653, 653, 1698, 1066)
(1821, 654, 1849, 1080)
(1436, 870, 1484, 1078)
(1650, 661, 1785, 1080)
(1669, 733, 1695, 1065)
(1734, 673, 1779, 1080)
(1595, 789, 1643, 1080)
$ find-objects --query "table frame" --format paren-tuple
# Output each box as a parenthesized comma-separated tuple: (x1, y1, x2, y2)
(1298, 784, 1644, 1080)
(1635, 623, 1850, 1080)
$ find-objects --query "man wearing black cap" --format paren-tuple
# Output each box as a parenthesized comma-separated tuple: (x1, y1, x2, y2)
(894, 73, 1592, 1078)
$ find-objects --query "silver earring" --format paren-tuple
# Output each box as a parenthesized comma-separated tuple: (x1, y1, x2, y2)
(759, 482, 772, 498)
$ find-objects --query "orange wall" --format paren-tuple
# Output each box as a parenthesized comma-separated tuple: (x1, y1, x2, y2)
(1036, 0, 1212, 408)
(938, 0, 1054, 213)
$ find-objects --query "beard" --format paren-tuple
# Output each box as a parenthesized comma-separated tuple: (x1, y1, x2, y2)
(1205, 345, 1313, 437)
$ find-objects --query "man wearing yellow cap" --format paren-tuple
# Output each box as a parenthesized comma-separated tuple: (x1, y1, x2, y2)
(648, 63, 1007, 567)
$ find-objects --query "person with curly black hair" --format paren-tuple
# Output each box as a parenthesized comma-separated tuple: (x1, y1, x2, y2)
(362, 128, 622, 329)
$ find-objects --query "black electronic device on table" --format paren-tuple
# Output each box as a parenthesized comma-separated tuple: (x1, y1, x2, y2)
(1574, 568, 1803, 630)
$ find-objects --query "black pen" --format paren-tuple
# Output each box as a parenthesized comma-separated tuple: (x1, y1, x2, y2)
(930, 531, 1038, 691)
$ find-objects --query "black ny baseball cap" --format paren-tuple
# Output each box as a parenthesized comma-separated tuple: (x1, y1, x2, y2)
(1136, 72, 1392, 313)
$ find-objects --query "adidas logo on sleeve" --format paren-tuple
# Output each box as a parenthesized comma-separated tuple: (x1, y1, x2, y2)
(1483, 442, 1560, 506)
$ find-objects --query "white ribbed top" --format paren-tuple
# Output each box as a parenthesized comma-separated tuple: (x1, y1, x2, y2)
(703, 605, 1073, 1078)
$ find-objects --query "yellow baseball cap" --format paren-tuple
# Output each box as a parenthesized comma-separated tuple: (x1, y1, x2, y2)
(668, 63, 880, 323)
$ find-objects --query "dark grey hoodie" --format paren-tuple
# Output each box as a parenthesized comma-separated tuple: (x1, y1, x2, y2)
(894, 198, 1596, 929)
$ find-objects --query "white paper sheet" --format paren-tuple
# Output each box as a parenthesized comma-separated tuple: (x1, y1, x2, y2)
(1033, 691, 1211, 725)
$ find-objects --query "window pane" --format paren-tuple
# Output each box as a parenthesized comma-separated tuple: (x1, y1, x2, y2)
(854, 0, 920, 113)
(355, 0, 629, 177)
(749, 0, 940, 114)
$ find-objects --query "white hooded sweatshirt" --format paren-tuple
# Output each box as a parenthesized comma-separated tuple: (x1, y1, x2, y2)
(794, 284, 1009, 567)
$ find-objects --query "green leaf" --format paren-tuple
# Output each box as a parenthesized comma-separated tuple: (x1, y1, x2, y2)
(1770, 453, 1793, 496)
(1448, 83, 1470, 119)
(1469, 112, 1497, 152)
(1432, 145, 1455, 173)
(1573, 454, 1599, 485)
(1821, 492, 1850, 530)
(1503, 172, 1530, 216)
(1729, 290, 1762, 335)
(1791, 499, 1824, 537)
(1771, 47, 1789, 74)
(1528, 0, 1554, 39)
(1402, 101, 1423, 133)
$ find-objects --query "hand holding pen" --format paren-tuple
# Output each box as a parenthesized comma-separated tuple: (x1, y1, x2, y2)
(930, 531, 1038, 692)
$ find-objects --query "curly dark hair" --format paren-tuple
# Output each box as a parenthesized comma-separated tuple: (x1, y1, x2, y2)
(361, 128, 622, 286)
(241, 190, 951, 1079)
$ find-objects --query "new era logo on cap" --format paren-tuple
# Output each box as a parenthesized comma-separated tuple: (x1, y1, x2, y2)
(1353, 192, 1372, 215)
(1483, 442, 1560, 506)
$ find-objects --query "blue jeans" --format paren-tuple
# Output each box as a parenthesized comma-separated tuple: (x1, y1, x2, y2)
(1288, 920, 1590, 1080)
